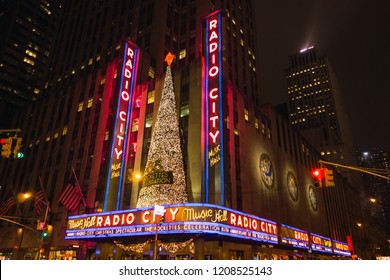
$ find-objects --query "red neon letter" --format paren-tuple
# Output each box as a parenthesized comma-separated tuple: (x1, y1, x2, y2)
(127, 48, 134, 58)
(209, 66, 219, 77)
(121, 90, 130, 101)
(209, 131, 220, 143)
(119, 111, 127, 121)
(209, 19, 217, 30)
(209, 88, 218, 99)
(209, 42, 218, 53)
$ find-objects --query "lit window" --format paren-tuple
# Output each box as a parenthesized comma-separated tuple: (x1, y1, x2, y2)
(179, 49, 186, 60)
(240, 39, 244, 46)
(88, 58, 93, 65)
(87, 98, 93, 108)
(254, 118, 259, 129)
(100, 75, 106, 85)
(46, 136, 50, 142)
(145, 114, 153, 128)
(105, 131, 109, 141)
(234, 128, 239, 135)
(148, 67, 155, 79)
(54, 132, 59, 139)
(147, 90, 155, 104)
(78, 102, 83, 112)
(62, 125, 68, 135)
(244, 108, 249, 121)
(34, 88, 40, 95)
(23, 57, 35, 66)
(131, 118, 139, 132)
(180, 104, 189, 117)
(261, 122, 265, 134)
(267, 128, 271, 139)
(96, 55, 101, 61)
(25, 49, 37, 58)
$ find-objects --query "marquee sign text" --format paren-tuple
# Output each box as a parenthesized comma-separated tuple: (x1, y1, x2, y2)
(66, 203, 278, 244)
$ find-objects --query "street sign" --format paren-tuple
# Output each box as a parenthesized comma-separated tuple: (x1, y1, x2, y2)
(154, 205, 165, 216)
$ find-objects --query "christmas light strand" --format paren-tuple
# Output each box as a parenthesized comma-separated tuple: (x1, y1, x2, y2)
(137, 65, 188, 207)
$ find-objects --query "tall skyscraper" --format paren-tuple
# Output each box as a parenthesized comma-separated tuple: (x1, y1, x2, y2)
(0, 0, 62, 128)
(358, 149, 390, 233)
(286, 46, 356, 168)
(0, 1, 382, 260)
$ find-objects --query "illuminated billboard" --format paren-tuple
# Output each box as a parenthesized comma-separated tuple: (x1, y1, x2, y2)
(333, 240, 352, 257)
(202, 10, 225, 205)
(279, 224, 310, 249)
(104, 40, 139, 211)
(310, 233, 332, 253)
(65, 203, 278, 244)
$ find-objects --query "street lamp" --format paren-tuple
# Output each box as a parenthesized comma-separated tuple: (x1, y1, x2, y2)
(134, 172, 143, 181)
(17, 192, 50, 259)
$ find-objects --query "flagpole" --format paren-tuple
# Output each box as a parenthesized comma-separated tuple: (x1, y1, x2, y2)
(9, 184, 23, 260)
(38, 177, 49, 206)
(38, 176, 50, 229)
(37, 177, 50, 260)
(70, 167, 88, 260)
(71, 167, 87, 208)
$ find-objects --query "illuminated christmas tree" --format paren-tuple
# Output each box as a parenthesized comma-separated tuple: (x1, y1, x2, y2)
(136, 53, 188, 207)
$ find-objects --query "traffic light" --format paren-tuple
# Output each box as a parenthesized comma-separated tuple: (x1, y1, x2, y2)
(324, 168, 335, 187)
(1, 137, 13, 158)
(42, 231, 48, 238)
(312, 168, 324, 187)
(13, 137, 23, 158)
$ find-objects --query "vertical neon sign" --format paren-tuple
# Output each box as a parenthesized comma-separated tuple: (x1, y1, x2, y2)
(104, 40, 139, 211)
(203, 10, 225, 205)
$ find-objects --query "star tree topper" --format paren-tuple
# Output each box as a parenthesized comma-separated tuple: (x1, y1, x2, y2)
(164, 52, 175, 66)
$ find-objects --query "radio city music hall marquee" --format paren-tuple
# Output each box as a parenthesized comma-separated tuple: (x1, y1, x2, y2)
(65, 203, 279, 244)
(65, 203, 351, 256)
(104, 40, 139, 211)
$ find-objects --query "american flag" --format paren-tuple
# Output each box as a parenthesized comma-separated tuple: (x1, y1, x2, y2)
(58, 173, 83, 211)
(0, 196, 16, 216)
(34, 190, 47, 216)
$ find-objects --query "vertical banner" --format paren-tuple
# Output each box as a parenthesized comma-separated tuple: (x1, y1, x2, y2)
(203, 10, 225, 205)
(104, 40, 139, 211)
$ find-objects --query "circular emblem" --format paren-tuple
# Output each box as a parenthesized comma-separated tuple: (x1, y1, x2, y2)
(308, 185, 318, 211)
(260, 153, 274, 189)
(287, 171, 298, 202)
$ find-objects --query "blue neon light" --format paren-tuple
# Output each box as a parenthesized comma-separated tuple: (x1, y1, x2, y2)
(103, 41, 129, 212)
(204, 18, 210, 204)
(103, 41, 139, 211)
(217, 12, 225, 205)
(116, 47, 139, 210)
(66, 203, 350, 256)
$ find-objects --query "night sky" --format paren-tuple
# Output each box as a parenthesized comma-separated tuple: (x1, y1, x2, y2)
(255, 0, 390, 151)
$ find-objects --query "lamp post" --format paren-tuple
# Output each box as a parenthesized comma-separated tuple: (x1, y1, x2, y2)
(17, 192, 50, 259)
